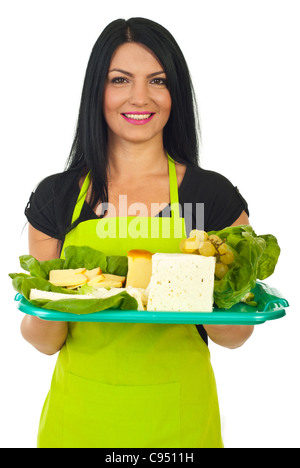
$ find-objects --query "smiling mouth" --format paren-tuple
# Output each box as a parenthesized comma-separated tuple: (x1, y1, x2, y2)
(121, 113, 155, 124)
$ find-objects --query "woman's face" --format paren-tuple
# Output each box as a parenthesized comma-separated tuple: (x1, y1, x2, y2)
(103, 42, 172, 146)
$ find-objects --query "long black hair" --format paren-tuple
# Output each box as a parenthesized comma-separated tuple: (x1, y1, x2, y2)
(65, 17, 201, 212)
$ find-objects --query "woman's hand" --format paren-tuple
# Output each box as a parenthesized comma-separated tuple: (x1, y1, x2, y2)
(21, 314, 69, 356)
(204, 210, 254, 349)
(203, 324, 254, 349)
(20, 224, 69, 355)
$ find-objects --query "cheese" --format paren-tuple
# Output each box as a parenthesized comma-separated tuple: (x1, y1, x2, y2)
(49, 269, 88, 287)
(125, 250, 153, 289)
(30, 286, 146, 311)
(85, 267, 102, 280)
(30, 289, 95, 301)
(48, 268, 125, 289)
(102, 273, 126, 284)
(91, 280, 123, 288)
(123, 287, 146, 311)
(147, 253, 216, 312)
(179, 236, 200, 253)
(87, 274, 106, 286)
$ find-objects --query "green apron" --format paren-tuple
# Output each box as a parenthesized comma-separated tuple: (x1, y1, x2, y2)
(37, 155, 223, 448)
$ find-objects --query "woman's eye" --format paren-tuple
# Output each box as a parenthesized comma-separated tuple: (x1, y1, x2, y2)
(151, 78, 168, 86)
(111, 77, 128, 84)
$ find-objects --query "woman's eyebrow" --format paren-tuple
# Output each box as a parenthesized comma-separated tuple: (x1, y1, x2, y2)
(108, 68, 166, 78)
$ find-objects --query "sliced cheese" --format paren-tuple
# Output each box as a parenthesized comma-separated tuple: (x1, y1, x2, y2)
(147, 253, 216, 312)
(87, 274, 106, 286)
(85, 267, 102, 280)
(126, 249, 153, 289)
(102, 273, 126, 284)
(49, 269, 88, 287)
(74, 268, 87, 274)
(48, 267, 125, 289)
(87, 273, 126, 286)
(92, 280, 123, 288)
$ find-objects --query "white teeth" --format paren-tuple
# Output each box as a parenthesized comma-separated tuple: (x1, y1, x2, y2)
(124, 114, 152, 120)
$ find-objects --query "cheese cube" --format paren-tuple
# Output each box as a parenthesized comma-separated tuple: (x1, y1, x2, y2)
(147, 253, 216, 312)
(126, 250, 153, 289)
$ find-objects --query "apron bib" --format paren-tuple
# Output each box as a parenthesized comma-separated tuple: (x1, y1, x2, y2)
(37, 155, 223, 448)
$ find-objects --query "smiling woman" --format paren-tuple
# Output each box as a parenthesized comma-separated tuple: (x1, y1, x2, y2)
(22, 17, 251, 449)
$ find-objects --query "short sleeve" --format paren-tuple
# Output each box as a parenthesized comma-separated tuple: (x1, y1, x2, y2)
(204, 174, 249, 231)
(25, 174, 61, 239)
(178, 166, 250, 233)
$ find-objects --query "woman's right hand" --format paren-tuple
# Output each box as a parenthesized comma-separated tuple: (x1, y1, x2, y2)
(20, 224, 69, 355)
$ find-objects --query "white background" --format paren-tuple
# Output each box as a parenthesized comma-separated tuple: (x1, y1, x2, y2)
(1, 0, 299, 448)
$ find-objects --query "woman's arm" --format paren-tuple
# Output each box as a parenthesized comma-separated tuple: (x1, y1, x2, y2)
(20, 224, 69, 355)
(203, 211, 254, 349)
(231, 210, 250, 226)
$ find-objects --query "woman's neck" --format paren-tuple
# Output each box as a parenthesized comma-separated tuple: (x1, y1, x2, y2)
(106, 134, 168, 180)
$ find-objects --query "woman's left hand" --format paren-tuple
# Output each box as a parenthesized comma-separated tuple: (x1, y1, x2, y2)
(203, 324, 254, 349)
(204, 210, 254, 348)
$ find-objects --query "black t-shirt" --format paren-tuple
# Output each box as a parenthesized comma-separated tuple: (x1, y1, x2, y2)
(25, 164, 249, 240)
(25, 164, 249, 346)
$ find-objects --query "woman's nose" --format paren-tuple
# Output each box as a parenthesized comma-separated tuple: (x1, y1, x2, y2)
(128, 82, 149, 107)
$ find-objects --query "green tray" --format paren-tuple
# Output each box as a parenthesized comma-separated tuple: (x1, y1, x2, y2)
(14, 282, 288, 325)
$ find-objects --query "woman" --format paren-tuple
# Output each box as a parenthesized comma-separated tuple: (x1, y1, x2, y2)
(22, 18, 253, 448)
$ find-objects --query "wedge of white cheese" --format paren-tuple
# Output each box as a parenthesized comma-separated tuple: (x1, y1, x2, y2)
(29, 287, 146, 311)
(147, 253, 216, 312)
(29, 289, 95, 301)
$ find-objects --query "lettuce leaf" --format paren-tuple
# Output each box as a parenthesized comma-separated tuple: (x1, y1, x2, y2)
(41, 292, 137, 314)
(256, 234, 281, 280)
(106, 256, 129, 276)
(9, 246, 137, 314)
(63, 245, 107, 271)
(208, 225, 280, 309)
(19, 256, 65, 279)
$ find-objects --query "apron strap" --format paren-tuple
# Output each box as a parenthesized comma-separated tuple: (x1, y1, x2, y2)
(167, 154, 180, 219)
(71, 155, 181, 224)
(71, 172, 91, 224)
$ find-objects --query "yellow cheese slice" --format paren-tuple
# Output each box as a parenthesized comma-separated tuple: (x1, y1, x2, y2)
(102, 273, 126, 284)
(74, 268, 87, 274)
(85, 267, 102, 280)
(94, 280, 123, 288)
(49, 269, 88, 287)
(48, 267, 122, 289)
(87, 274, 106, 286)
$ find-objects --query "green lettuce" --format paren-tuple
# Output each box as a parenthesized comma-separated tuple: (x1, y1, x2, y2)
(209, 225, 280, 309)
(9, 246, 138, 314)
